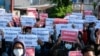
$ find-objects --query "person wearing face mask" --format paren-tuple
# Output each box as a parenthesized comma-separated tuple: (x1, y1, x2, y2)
(11, 37, 25, 56)
(94, 29, 100, 56)
(64, 42, 73, 50)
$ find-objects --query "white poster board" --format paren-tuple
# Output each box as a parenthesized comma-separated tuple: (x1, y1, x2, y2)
(85, 15, 97, 22)
(21, 16, 36, 27)
(4, 13, 13, 22)
(3, 27, 21, 33)
(32, 28, 49, 42)
(4, 31, 18, 41)
(18, 34, 38, 47)
(46, 18, 54, 26)
(0, 19, 9, 27)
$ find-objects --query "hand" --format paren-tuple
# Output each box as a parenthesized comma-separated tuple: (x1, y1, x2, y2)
(57, 37, 62, 45)
(37, 39, 44, 46)
(96, 37, 100, 44)
(0, 29, 4, 38)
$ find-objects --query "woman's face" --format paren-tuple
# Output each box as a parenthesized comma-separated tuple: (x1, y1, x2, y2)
(14, 43, 23, 49)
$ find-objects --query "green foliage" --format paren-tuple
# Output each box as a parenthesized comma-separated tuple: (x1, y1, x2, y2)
(47, 0, 72, 18)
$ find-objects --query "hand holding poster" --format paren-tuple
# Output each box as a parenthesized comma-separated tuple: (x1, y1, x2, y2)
(18, 34, 38, 47)
(26, 47, 35, 56)
(61, 29, 78, 42)
(69, 51, 83, 56)
(21, 16, 36, 27)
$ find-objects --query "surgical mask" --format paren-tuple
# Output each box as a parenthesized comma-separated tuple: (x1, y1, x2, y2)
(13, 49, 23, 56)
(65, 44, 72, 50)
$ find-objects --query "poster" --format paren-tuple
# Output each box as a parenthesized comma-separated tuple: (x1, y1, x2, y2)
(32, 28, 49, 42)
(21, 15, 36, 27)
(27, 8, 38, 18)
(61, 29, 78, 42)
(26, 47, 35, 56)
(4, 31, 18, 41)
(45, 18, 54, 26)
(54, 18, 68, 24)
(55, 24, 73, 39)
(18, 34, 38, 47)
(4, 13, 13, 22)
(69, 51, 83, 56)
(0, 19, 9, 27)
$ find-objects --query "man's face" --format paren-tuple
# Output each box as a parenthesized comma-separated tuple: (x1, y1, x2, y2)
(84, 51, 95, 56)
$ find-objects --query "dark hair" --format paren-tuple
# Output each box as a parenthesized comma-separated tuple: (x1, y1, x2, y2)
(95, 29, 99, 37)
(82, 46, 95, 55)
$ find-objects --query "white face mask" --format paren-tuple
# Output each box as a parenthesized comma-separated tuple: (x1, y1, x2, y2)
(13, 49, 23, 56)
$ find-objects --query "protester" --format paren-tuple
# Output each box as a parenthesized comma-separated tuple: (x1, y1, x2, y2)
(82, 46, 95, 56)
(82, 23, 89, 45)
(11, 37, 26, 56)
(88, 22, 96, 45)
(94, 29, 100, 56)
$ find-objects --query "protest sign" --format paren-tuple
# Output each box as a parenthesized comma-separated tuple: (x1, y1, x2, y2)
(84, 10, 92, 15)
(45, 25, 54, 35)
(54, 18, 68, 24)
(3, 27, 21, 33)
(0, 19, 9, 27)
(4, 31, 18, 41)
(68, 19, 84, 24)
(46, 18, 54, 26)
(68, 19, 84, 30)
(72, 13, 83, 19)
(0, 8, 5, 15)
(69, 51, 83, 56)
(27, 8, 38, 18)
(39, 13, 48, 20)
(4, 13, 13, 22)
(55, 24, 73, 39)
(21, 16, 36, 27)
(18, 34, 38, 47)
(32, 28, 49, 42)
(85, 15, 97, 22)
(69, 15, 78, 19)
(61, 29, 78, 42)
(26, 47, 35, 56)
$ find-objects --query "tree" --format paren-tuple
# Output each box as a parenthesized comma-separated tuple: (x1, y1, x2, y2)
(46, 0, 72, 18)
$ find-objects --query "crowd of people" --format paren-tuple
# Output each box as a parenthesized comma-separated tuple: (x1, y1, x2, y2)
(0, 12, 100, 56)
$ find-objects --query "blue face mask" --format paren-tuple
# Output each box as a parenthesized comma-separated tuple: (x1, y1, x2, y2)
(65, 44, 72, 50)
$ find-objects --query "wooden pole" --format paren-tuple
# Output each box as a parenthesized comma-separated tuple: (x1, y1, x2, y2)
(11, 0, 14, 13)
